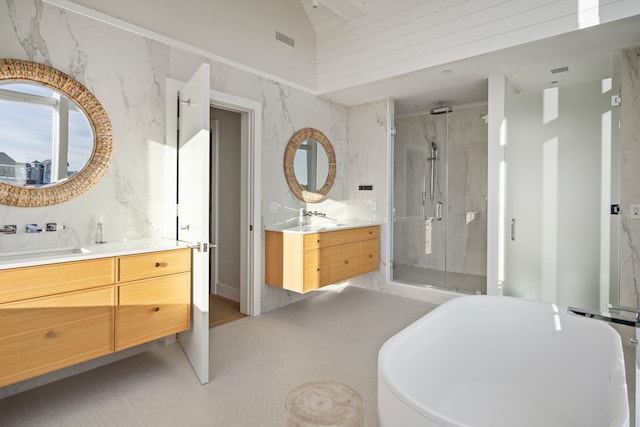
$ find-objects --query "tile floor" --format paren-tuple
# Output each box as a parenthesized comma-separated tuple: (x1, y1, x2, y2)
(0, 286, 435, 426)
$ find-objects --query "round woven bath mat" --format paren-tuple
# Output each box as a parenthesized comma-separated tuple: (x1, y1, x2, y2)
(284, 381, 363, 427)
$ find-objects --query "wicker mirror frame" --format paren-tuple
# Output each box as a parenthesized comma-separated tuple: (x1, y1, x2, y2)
(0, 59, 112, 207)
(284, 128, 336, 203)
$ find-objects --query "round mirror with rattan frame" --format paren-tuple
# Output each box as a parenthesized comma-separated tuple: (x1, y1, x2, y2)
(284, 128, 336, 203)
(0, 59, 112, 207)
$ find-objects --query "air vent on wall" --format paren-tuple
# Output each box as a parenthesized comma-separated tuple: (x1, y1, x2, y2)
(550, 66, 569, 74)
(275, 31, 295, 47)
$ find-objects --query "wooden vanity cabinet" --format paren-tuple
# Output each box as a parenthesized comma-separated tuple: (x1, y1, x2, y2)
(265, 225, 379, 293)
(115, 249, 191, 351)
(0, 247, 192, 387)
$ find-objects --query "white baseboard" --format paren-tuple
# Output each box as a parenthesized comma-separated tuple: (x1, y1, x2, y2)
(215, 282, 240, 302)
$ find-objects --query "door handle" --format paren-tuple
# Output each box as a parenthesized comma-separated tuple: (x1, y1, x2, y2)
(511, 219, 516, 241)
(436, 202, 443, 221)
(186, 242, 217, 252)
(180, 224, 190, 230)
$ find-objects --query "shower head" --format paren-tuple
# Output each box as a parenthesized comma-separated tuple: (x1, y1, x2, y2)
(430, 105, 452, 115)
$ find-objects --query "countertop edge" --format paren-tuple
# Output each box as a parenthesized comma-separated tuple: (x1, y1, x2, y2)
(0, 238, 189, 270)
(265, 222, 380, 235)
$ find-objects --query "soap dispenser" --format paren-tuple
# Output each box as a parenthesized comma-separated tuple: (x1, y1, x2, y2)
(94, 217, 107, 244)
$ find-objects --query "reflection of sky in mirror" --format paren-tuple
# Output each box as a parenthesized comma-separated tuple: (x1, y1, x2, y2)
(3, 82, 54, 97)
(0, 82, 93, 171)
(294, 146, 308, 186)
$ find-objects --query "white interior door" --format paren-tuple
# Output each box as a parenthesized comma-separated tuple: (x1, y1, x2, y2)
(177, 63, 210, 385)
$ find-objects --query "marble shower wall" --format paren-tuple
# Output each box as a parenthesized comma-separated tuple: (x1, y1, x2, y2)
(0, 1, 349, 313)
(620, 46, 640, 308)
(393, 106, 488, 278)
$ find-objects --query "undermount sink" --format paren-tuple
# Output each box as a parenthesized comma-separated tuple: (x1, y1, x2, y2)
(0, 246, 91, 262)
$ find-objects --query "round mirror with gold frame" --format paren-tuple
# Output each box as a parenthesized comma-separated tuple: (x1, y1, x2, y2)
(0, 59, 112, 207)
(284, 128, 336, 203)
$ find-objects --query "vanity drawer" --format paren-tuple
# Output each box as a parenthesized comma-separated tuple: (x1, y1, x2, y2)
(0, 286, 114, 387)
(327, 228, 362, 246)
(360, 239, 379, 274)
(0, 258, 115, 304)
(117, 248, 191, 283)
(115, 272, 190, 351)
(329, 242, 361, 283)
(303, 232, 331, 250)
(302, 249, 330, 291)
(360, 226, 379, 240)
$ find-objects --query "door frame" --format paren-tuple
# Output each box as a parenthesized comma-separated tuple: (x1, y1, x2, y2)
(165, 79, 262, 317)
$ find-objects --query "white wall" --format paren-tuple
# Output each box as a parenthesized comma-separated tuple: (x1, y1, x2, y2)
(58, 0, 317, 89)
(315, 0, 640, 93)
(211, 108, 241, 301)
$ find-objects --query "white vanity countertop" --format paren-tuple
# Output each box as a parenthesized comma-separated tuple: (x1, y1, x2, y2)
(265, 222, 380, 234)
(0, 238, 188, 270)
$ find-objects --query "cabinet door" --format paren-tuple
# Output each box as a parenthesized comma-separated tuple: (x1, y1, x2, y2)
(116, 272, 191, 351)
(303, 249, 330, 292)
(329, 242, 361, 283)
(0, 286, 114, 387)
(360, 239, 380, 274)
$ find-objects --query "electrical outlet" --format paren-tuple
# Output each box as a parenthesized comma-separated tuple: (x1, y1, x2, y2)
(631, 204, 640, 218)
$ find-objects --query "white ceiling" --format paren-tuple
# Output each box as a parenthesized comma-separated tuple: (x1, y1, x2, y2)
(303, 9, 640, 115)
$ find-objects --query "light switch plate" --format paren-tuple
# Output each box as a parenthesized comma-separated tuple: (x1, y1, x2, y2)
(631, 204, 640, 218)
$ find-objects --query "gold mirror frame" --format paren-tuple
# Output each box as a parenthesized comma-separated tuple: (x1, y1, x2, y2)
(0, 59, 112, 207)
(284, 128, 336, 203)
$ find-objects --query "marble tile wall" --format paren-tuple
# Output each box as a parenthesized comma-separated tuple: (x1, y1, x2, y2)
(620, 46, 640, 308)
(0, 1, 170, 250)
(0, 1, 349, 313)
(344, 99, 390, 292)
(393, 106, 488, 279)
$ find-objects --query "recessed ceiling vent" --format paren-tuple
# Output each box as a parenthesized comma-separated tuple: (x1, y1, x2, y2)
(276, 31, 295, 47)
(551, 66, 569, 74)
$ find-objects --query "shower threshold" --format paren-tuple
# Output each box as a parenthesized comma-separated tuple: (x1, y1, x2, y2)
(393, 264, 486, 295)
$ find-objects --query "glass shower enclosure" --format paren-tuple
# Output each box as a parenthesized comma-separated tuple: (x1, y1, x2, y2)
(391, 105, 488, 294)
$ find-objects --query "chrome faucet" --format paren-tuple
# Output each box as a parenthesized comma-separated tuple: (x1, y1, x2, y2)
(568, 304, 640, 328)
(26, 224, 43, 233)
(0, 225, 16, 234)
(298, 209, 328, 226)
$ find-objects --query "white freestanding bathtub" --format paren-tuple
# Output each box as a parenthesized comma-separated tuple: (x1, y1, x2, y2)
(378, 296, 629, 427)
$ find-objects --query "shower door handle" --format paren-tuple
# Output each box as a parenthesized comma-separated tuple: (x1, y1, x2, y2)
(511, 219, 516, 241)
(436, 202, 443, 221)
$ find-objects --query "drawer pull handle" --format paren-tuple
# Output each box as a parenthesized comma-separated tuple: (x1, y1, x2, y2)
(317, 239, 320, 243)
(369, 231, 373, 234)
(369, 254, 373, 258)
(345, 260, 349, 264)
(47, 331, 56, 338)
(155, 262, 167, 268)
(317, 268, 320, 271)
(153, 306, 160, 312)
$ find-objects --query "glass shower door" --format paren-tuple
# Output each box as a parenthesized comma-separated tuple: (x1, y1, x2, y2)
(391, 106, 488, 295)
